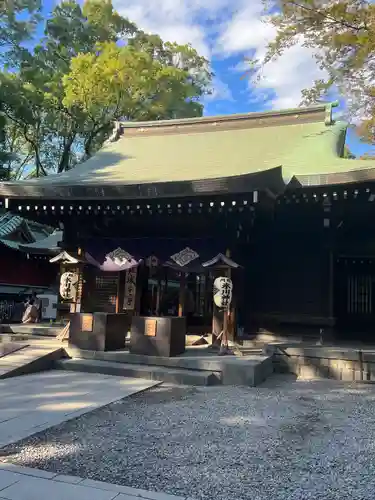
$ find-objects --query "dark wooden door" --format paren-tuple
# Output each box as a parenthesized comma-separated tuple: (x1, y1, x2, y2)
(335, 257, 375, 336)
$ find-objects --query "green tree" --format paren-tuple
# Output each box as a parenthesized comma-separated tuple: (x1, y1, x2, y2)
(256, 1, 375, 140)
(343, 145, 356, 159)
(0, 120, 33, 180)
(0, 0, 41, 177)
(0, 0, 41, 60)
(0, 0, 211, 177)
(62, 40, 210, 156)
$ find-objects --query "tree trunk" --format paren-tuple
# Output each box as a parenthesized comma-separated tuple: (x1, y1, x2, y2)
(57, 134, 76, 173)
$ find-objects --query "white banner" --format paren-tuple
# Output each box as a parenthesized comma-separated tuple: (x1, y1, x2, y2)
(123, 267, 138, 310)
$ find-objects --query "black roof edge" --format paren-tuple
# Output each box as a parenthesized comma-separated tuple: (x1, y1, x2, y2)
(1, 167, 286, 202)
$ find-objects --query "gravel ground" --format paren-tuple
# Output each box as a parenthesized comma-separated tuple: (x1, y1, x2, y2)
(2, 375, 375, 500)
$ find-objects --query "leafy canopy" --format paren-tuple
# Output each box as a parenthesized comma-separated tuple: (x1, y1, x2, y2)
(0, 0, 212, 178)
(257, 0, 375, 142)
(0, 0, 41, 60)
(0, 0, 41, 179)
(63, 41, 209, 123)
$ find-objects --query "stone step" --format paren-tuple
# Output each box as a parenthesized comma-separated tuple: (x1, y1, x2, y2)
(64, 347, 226, 371)
(0, 345, 66, 379)
(237, 348, 264, 356)
(0, 324, 63, 337)
(55, 358, 222, 386)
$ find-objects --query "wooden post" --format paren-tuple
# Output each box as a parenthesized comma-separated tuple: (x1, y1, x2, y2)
(219, 249, 234, 353)
(328, 250, 334, 319)
(116, 271, 126, 314)
(212, 268, 223, 346)
(156, 275, 161, 316)
(225, 248, 236, 344)
(133, 264, 143, 315)
(178, 273, 186, 317)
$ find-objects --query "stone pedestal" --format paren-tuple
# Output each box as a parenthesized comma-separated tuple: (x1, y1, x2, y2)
(130, 316, 186, 357)
(69, 312, 132, 351)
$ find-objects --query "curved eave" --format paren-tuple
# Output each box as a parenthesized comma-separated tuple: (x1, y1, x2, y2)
(18, 231, 63, 255)
(0, 239, 20, 250)
(287, 166, 375, 188)
(18, 245, 61, 255)
(0, 167, 286, 201)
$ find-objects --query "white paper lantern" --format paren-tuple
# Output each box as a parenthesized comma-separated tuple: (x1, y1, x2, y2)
(213, 277, 233, 310)
(59, 272, 79, 301)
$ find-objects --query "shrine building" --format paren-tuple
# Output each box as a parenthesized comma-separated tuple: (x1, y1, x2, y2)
(0, 101, 374, 343)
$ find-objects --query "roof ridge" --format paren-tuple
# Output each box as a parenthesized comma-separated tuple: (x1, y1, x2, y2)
(117, 101, 339, 130)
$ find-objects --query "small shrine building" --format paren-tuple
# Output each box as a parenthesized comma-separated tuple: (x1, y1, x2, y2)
(0, 212, 58, 296)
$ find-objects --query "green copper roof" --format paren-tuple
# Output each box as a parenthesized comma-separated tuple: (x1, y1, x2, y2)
(4, 105, 338, 186)
(18, 230, 62, 254)
(0, 101, 374, 199)
(51, 122, 338, 185)
(0, 213, 54, 251)
(36, 119, 370, 187)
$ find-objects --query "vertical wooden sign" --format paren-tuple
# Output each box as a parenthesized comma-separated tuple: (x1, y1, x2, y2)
(123, 267, 138, 310)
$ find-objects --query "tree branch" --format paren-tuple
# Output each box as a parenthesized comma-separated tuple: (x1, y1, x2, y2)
(284, 0, 369, 33)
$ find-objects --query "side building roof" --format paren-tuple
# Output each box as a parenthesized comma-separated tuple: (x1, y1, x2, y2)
(0, 212, 55, 252)
(0, 101, 374, 201)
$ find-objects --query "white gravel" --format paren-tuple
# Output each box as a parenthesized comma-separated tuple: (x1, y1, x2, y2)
(2, 375, 375, 500)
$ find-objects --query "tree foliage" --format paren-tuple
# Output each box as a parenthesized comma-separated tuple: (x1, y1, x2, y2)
(0, 0, 41, 178)
(343, 145, 356, 159)
(0, 0, 41, 60)
(0, 0, 212, 178)
(258, 0, 375, 142)
(63, 41, 209, 124)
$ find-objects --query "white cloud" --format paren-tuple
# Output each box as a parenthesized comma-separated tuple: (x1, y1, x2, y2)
(113, 0, 223, 58)
(113, 0, 326, 110)
(217, 1, 327, 109)
(205, 76, 234, 103)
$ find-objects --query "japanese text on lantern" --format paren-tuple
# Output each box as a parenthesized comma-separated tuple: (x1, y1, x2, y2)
(213, 277, 233, 310)
(59, 272, 78, 301)
(123, 267, 137, 310)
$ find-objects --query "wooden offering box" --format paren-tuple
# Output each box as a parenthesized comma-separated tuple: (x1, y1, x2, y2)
(130, 316, 186, 357)
(69, 312, 132, 351)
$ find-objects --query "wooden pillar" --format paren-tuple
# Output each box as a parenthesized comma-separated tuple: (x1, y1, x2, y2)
(134, 263, 146, 315)
(226, 249, 236, 344)
(156, 274, 162, 316)
(116, 271, 126, 313)
(212, 268, 223, 346)
(328, 250, 334, 319)
(178, 273, 186, 317)
(211, 249, 236, 347)
(67, 263, 83, 313)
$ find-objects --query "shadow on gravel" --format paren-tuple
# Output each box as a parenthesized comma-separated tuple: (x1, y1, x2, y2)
(4, 379, 375, 500)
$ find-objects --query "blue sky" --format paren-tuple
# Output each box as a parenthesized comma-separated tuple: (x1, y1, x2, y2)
(40, 0, 374, 157)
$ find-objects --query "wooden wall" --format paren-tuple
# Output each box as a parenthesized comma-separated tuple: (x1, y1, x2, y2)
(244, 228, 332, 333)
(0, 246, 56, 288)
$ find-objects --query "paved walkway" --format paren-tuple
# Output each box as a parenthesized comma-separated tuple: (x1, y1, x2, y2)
(0, 365, 186, 499)
(0, 463, 186, 500)
(0, 370, 159, 447)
